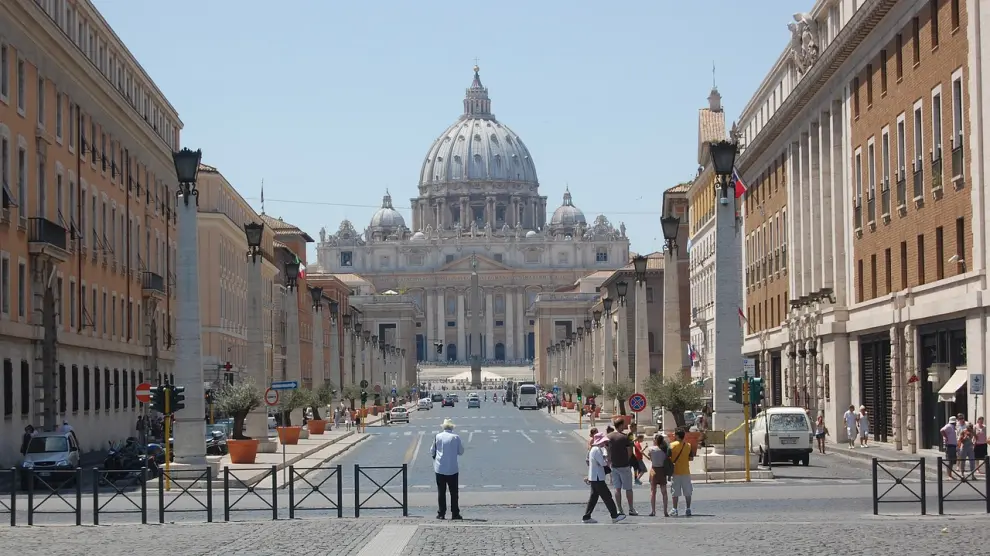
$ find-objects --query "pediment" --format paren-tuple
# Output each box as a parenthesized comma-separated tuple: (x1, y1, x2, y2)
(438, 254, 511, 272)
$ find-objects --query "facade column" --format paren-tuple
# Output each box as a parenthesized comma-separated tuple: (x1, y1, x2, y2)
(342, 326, 353, 388)
(634, 280, 649, 394)
(485, 289, 494, 359)
(361, 336, 369, 384)
(285, 288, 302, 390)
(457, 292, 466, 362)
(436, 289, 446, 361)
(890, 325, 902, 451)
(246, 252, 275, 452)
(903, 324, 917, 453)
(616, 300, 630, 385)
(711, 183, 744, 439)
(329, 317, 340, 390)
(426, 289, 435, 361)
(517, 290, 527, 359)
(173, 196, 206, 463)
(312, 304, 325, 393)
(505, 287, 515, 360)
(760, 348, 770, 408)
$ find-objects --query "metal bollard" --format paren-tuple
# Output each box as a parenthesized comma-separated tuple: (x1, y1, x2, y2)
(402, 463, 408, 517)
(223, 466, 230, 522)
(26, 470, 33, 526)
(354, 464, 360, 518)
(9, 467, 17, 526)
(271, 464, 278, 521)
(288, 465, 296, 520)
(141, 467, 148, 524)
(92, 468, 101, 525)
(336, 465, 343, 519)
(158, 469, 165, 524)
(206, 467, 213, 523)
(919, 457, 927, 516)
(75, 468, 83, 526)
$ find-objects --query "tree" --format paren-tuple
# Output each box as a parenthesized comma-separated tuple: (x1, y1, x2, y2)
(311, 382, 337, 421)
(579, 380, 603, 400)
(645, 374, 703, 429)
(605, 380, 634, 415)
(213, 380, 263, 440)
(342, 384, 362, 410)
(277, 388, 313, 427)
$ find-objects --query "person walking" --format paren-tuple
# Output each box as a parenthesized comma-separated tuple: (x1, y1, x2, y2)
(669, 428, 694, 517)
(646, 433, 671, 517)
(842, 405, 858, 448)
(582, 432, 625, 523)
(814, 415, 829, 454)
(959, 423, 977, 479)
(607, 417, 638, 516)
(858, 406, 870, 447)
(431, 418, 464, 520)
(941, 416, 958, 479)
(974, 417, 987, 475)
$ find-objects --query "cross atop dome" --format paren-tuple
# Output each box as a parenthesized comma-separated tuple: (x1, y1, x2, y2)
(463, 64, 493, 119)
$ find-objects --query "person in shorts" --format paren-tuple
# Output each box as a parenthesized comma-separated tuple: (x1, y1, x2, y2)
(941, 416, 958, 479)
(606, 417, 637, 516)
(646, 433, 670, 517)
(668, 428, 694, 516)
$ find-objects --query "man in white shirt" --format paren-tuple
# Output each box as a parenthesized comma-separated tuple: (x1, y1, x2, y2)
(842, 406, 858, 448)
(431, 418, 465, 520)
(941, 416, 958, 479)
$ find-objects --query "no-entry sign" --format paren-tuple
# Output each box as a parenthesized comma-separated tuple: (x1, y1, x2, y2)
(264, 388, 280, 406)
(135, 382, 152, 404)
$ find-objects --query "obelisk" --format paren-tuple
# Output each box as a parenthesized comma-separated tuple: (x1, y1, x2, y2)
(470, 254, 482, 387)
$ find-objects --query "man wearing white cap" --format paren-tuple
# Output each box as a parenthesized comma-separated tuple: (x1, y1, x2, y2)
(431, 418, 465, 520)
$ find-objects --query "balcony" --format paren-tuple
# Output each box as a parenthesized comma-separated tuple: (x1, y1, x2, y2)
(896, 175, 906, 212)
(880, 180, 890, 221)
(141, 271, 166, 300)
(27, 217, 69, 263)
(931, 156, 944, 196)
(952, 139, 964, 186)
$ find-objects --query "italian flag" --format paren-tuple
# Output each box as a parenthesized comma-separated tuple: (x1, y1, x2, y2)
(296, 255, 306, 281)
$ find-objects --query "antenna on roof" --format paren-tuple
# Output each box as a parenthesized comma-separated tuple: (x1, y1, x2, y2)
(712, 61, 717, 89)
(260, 179, 266, 215)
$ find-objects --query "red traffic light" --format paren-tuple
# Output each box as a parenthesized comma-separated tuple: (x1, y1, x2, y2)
(224, 361, 232, 371)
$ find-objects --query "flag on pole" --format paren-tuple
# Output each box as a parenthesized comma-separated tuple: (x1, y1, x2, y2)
(296, 255, 307, 281)
(687, 342, 698, 363)
(738, 307, 750, 333)
(732, 168, 748, 199)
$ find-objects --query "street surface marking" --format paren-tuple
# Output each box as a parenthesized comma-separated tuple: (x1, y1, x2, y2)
(468, 431, 474, 443)
(519, 484, 537, 488)
(483, 484, 502, 488)
(502, 429, 510, 432)
(403, 431, 412, 436)
(530, 429, 539, 433)
(412, 484, 430, 489)
(553, 484, 572, 488)
(404, 431, 424, 466)
(520, 431, 535, 444)
(473, 429, 483, 433)
(355, 524, 418, 556)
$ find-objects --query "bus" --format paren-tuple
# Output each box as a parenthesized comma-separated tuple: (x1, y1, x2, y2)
(516, 382, 539, 410)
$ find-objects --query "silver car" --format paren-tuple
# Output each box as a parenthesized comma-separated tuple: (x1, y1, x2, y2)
(390, 407, 410, 423)
(20, 431, 81, 489)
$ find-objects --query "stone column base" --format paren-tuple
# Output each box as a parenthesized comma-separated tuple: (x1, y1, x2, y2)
(171, 456, 222, 479)
(257, 439, 279, 453)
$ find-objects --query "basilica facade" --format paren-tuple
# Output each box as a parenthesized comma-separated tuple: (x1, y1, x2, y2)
(312, 67, 629, 363)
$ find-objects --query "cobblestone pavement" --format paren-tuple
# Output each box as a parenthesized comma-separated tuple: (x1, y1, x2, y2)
(1, 513, 986, 555)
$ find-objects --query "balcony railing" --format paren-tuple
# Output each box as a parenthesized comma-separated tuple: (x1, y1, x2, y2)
(28, 216, 68, 250)
(853, 202, 862, 230)
(866, 194, 875, 224)
(881, 179, 890, 216)
(952, 139, 964, 181)
(913, 164, 923, 199)
(141, 271, 165, 296)
(896, 175, 906, 207)
(931, 157, 943, 190)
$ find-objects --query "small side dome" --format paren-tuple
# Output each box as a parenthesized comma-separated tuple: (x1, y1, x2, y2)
(410, 231, 427, 241)
(525, 230, 537, 239)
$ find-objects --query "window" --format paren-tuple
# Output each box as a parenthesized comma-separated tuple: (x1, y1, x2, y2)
(866, 64, 873, 105)
(17, 261, 25, 318)
(935, 226, 945, 280)
(68, 104, 75, 149)
(931, 0, 940, 48)
(3, 359, 11, 417)
(94, 367, 100, 411)
(932, 90, 943, 159)
(895, 34, 904, 79)
(900, 241, 908, 289)
(952, 0, 961, 29)
(340, 251, 352, 267)
(596, 247, 608, 262)
(884, 248, 892, 294)
(56, 276, 63, 326)
(913, 104, 924, 174)
(493, 253, 503, 263)
(16, 58, 24, 112)
(646, 287, 655, 303)
(0, 45, 8, 99)
(881, 131, 891, 184)
(912, 18, 921, 64)
(83, 366, 90, 411)
(855, 151, 863, 202)
(102, 291, 107, 334)
(69, 279, 76, 328)
(857, 259, 864, 303)
(58, 364, 66, 414)
(17, 147, 27, 217)
(880, 51, 888, 94)
(20, 361, 29, 415)
(870, 255, 877, 298)
(56, 173, 63, 223)
(896, 117, 906, 180)
(37, 77, 45, 126)
(0, 255, 8, 315)
(55, 92, 63, 139)
(853, 77, 861, 117)
(37, 159, 46, 218)
(917, 234, 926, 285)
(105, 368, 112, 410)
(71, 364, 79, 412)
(951, 74, 964, 148)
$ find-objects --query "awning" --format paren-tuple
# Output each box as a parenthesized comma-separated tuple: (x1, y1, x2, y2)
(938, 369, 969, 402)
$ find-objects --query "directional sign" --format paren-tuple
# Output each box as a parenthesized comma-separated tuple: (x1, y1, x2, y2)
(135, 382, 152, 404)
(628, 392, 647, 413)
(374, 384, 382, 394)
(392, 387, 397, 394)
(360, 379, 369, 389)
(264, 388, 280, 406)
(742, 358, 756, 376)
(270, 381, 298, 391)
(971, 374, 985, 396)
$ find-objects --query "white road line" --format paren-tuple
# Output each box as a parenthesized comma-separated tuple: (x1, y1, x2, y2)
(468, 431, 474, 443)
(409, 431, 425, 469)
(502, 429, 510, 433)
(518, 484, 537, 488)
(412, 484, 431, 489)
(404, 431, 412, 436)
(530, 429, 539, 433)
(489, 430, 496, 434)
(473, 429, 483, 433)
(482, 484, 502, 488)
(356, 524, 418, 556)
(553, 484, 573, 488)
(520, 431, 535, 444)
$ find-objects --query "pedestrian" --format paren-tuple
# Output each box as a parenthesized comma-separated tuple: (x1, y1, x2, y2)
(633, 433, 647, 485)
(959, 423, 976, 479)
(669, 427, 694, 517)
(975, 417, 987, 475)
(430, 418, 464, 520)
(587, 427, 600, 450)
(20, 425, 35, 456)
(815, 415, 829, 454)
(858, 406, 870, 447)
(941, 416, 958, 479)
(607, 417, 638, 516)
(60, 420, 78, 444)
(582, 432, 625, 524)
(842, 405, 858, 448)
(646, 433, 671, 517)
(588, 397, 597, 428)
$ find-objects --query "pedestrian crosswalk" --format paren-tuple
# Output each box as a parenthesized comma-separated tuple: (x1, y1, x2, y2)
(768, 477, 923, 486)
(369, 429, 575, 440)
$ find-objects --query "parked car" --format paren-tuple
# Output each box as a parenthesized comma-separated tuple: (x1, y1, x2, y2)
(390, 407, 410, 423)
(20, 431, 81, 490)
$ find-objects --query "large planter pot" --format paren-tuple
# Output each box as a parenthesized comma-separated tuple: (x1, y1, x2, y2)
(666, 431, 702, 457)
(308, 420, 328, 435)
(371, 407, 379, 416)
(277, 426, 302, 445)
(227, 439, 259, 464)
(615, 414, 633, 428)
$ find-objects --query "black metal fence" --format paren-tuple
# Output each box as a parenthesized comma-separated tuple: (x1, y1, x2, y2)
(158, 467, 214, 524)
(223, 466, 277, 522)
(288, 465, 343, 519)
(936, 456, 990, 515)
(871, 458, 926, 515)
(1, 468, 16, 526)
(354, 464, 408, 518)
(93, 468, 148, 525)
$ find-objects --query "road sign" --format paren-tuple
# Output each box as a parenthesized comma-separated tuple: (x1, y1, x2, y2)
(628, 393, 647, 413)
(392, 387, 397, 394)
(971, 374, 985, 396)
(360, 379, 369, 388)
(374, 384, 382, 394)
(135, 382, 152, 404)
(264, 388, 279, 406)
(742, 357, 756, 376)
(270, 381, 298, 390)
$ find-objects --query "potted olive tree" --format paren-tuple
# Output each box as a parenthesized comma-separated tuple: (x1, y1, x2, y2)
(308, 382, 337, 435)
(276, 388, 312, 445)
(646, 374, 704, 454)
(214, 379, 263, 464)
(605, 380, 635, 428)
(579, 380, 604, 417)
(342, 384, 362, 411)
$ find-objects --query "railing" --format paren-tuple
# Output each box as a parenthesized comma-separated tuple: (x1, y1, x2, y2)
(951, 141, 964, 180)
(896, 176, 906, 207)
(936, 456, 989, 515)
(535, 293, 600, 303)
(0, 468, 15, 526)
(913, 165, 923, 198)
(880, 183, 890, 216)
(222, 466, 277, 521)
(92, 467, 148, 525)
(26, 468, 83, 526)
(27, 216, 68, 251)
(141, 271, 165, 294)
(288, 464, 343, 519)
(353, 464, 408, 517)
(158, 468, 213, 523)
(853, 202, 862, 230)
(866, 194, 875, 224)
(871, 458, 926, 515)
(931, 157, 943, 189)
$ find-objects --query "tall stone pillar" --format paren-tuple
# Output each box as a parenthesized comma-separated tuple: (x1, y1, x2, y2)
(173, 195, 206, 463)
(663, 249, 684, 380)
(312, 305, 325, 393)
(456, 293, 466, 361)
(711, 190, 744, 443)
(616, 301, 631, 386)
(634, 280, 649, 395)
(485, 290, 494, 359)
(285, 288, 302, 385)
(436, 289, 446, 361)
(469, 256, 482, 386)
(342, 326, 352, 388)
(246, 253, 276, 452)
(505, 287, 515, 359)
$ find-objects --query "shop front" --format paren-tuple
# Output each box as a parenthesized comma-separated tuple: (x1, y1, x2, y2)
(917, 319, 967, 450)
(858, 334, 892, 443)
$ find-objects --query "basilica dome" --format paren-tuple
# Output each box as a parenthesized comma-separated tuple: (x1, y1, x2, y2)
(419, 67, 539, 186)
(549, 188, 586, 230)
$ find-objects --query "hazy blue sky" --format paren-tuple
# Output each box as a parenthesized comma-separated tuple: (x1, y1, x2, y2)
(94, 0, 799, 259)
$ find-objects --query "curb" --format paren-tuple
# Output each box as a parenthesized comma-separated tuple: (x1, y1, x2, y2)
(825, 447, 940, 477)
(237, 431, 356, 485)
(276, 433, 372, 488)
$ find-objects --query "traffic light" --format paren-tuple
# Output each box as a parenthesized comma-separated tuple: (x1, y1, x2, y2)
(150, 385, 167, 413)
(170, 386, 186, 412)
(205, 390, 215, 405)
(728, 377, 743, 405)
(434, 341, 443, 354)
(576, 387, 583, 402)
(360, 391, 368, 405)
(749, 377, 764, 405)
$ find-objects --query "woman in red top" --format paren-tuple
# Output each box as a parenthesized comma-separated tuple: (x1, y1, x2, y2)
(633, 434, 647, 485)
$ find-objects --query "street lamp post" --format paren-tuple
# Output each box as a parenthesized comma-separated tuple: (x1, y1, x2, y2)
(708, 139, 745, 440)
(584, 317, 593, 386)
(661, 214, 684, 381)
(328, 300, 340, 391)
(577, 327, 585, 385)
(602, 297, 615, 401)
(614, 281, 631, 392)
(310, 287, 326, 394)
(632, 255, 649, 395)
(283, 260, 303, 421)
(593, 310, 603, 393)
(546, 346, 553, 386)
(568, 333, 577, 386)
(362, 329, 371, 384)
(171, 148, 207, 464)
(342, 313, 353, 389)
(244, 222, 276, 451)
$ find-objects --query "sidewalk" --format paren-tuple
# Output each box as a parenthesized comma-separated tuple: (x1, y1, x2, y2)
(824, 438, 945, 476)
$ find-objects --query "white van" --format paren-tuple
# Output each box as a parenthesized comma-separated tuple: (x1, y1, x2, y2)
(517, 383, 539, 410)
(750, 407, 814, 466)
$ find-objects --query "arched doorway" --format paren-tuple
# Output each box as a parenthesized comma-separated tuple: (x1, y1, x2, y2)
(494, 343, 506, 361)
(447, 344, 458, 361)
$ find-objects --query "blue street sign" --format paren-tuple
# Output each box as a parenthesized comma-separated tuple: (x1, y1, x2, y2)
(270, 381, 298, 390)
(392, 388, 397, 394)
